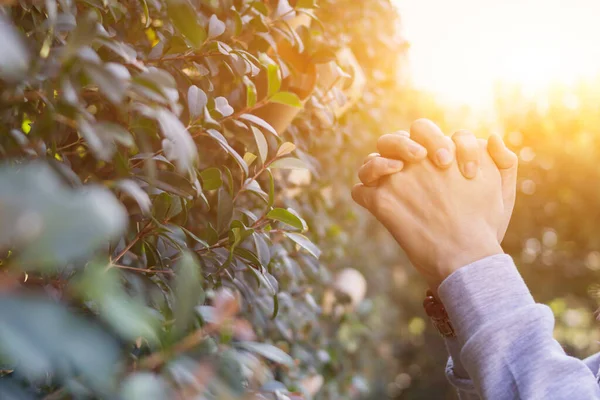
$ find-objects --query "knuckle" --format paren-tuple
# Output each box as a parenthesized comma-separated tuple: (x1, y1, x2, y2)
(411, 118, 433, 131)
(376, 134, 393, 149)
(358, 165, 373, 183)
(452, 130, 476, 143)
(363, 152, 380, 165)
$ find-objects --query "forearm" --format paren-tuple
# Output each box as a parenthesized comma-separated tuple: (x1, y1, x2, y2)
(438, 254, 600, 400)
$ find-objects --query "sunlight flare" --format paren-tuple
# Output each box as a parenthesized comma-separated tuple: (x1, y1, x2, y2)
(394, 0, 600, 107)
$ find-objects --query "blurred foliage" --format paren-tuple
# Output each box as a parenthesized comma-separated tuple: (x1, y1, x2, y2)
(0, 0, 436, 399)
(4, 0, 597, 398)
(494, 81, 600, 358)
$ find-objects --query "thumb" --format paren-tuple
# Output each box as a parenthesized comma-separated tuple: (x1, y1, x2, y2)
(488, 134, 518, 240)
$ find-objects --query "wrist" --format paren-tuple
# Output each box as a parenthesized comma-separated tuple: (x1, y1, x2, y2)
(428, 238, 504, 289)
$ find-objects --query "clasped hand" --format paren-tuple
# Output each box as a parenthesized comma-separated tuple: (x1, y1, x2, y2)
(352, 119, 519, 290)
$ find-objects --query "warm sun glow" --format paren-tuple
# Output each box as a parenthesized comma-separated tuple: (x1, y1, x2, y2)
(394, 0, 600, 107)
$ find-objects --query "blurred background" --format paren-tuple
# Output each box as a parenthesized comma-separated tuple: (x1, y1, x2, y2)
(2, 0, 600, 399)
(369, 0, 600, 397)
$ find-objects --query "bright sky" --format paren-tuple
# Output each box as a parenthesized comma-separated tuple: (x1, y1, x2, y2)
(393, 0, 600, 108)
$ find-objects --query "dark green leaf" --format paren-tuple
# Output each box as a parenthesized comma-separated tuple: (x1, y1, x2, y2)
(85, 63, 129, 105)
(117, 179, 151, 215)
(153, 192, 183, 220)
(157, 108, 198, 174)
(200, 167, 222, 190)
(120, 373, 171, 400)
(267, 208, 304, 230)
(166, 0, 207, 48)
(217, 188, 233, 234)
(271, 294, 279, 319)
(253, 233, 271, 267)
(0, 163, 127, 270)
(173, 251, 204, 334)
(0, 295, 120, 393)
(0, 15, 30, 82)
(75, 264, 160, 343)
(206, 129, 249, 176)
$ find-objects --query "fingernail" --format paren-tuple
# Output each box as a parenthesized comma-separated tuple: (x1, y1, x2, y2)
(387, 159, 403, 169)
(464, 161, 477, 178)
(409, 142, 426, 157)
(435, 148, 453, 166)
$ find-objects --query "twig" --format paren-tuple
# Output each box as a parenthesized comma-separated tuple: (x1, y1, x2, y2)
(138, 323, 220, 370)
(109, 264, 174, 275)
(111, 223, 153, 264)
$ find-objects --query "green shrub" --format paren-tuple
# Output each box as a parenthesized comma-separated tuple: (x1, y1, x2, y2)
(0, 0, 417, 398)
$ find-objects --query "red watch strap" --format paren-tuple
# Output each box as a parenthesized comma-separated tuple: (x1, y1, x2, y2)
(423, 290, 456, 338)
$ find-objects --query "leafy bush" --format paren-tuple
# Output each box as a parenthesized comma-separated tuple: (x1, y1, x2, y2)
(0, 0, 417, 399)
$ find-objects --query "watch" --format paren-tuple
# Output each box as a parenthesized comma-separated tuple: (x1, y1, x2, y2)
(423, 290, 456, 338)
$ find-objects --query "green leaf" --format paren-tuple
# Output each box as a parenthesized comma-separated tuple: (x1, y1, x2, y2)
(140, 0, 151, 27)
(251, 126, 269, 164)
(157, 108, 199, 174)
(217, 188, 233, 234)
(214, 96, 234, 117)
(173, 251, 204, 334)
(116, 180, 151, 215)
(75, 265, 160, 344)
(243, 152, 257, 166)
(153, 192, 183, 221)
(270, 91, 303, 108)
(244, 76, 257, 108)
(166, 0, 207, 48)
(284, 232, 321, 259)
(267, 169, 275, 208)
(244, 179, 268, 202)
(233, 247, 260, 267)
(206, 129, 249, 176)
(239, 114, 279, 137)
(139, 170, 196, 199)
(120, 373, 171, 400)
(0, 15, 30, 82)
(253, 233, 271, 267)
(208, 14, 226, 39)
(85, 63, 129, 105)
(266, 63, 281, 97)
(297, 0, 317, 8)
(0, 295, 120, 392)
(267, 208, 304, 230)
(271, 294, 279, 319)
(78, 118, 133, 161)
(200, 167, 222, 190)
(188, 85, 207, 120)
(236, 342, 294, 367)
(63, 12, 98, 60)
(0, 163, 127, 270)
(276, 142, 296, 158)
(180, 226, 209, 249)
(269, 157, 309, 170)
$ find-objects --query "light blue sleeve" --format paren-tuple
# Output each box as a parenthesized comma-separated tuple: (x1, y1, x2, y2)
(437, 254, 600, 400)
